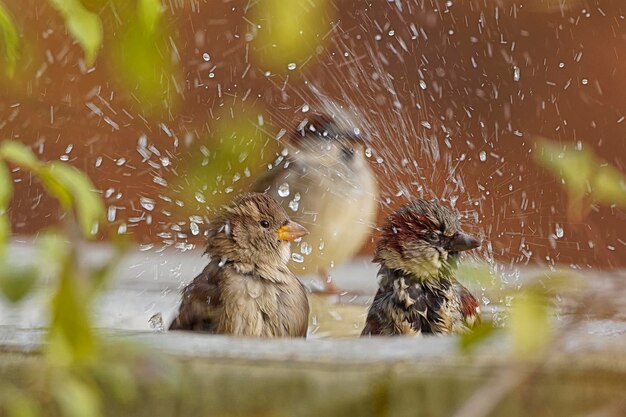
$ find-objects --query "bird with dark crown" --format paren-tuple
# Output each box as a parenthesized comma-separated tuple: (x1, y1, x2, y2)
(169, 192, 310, 338)
(362, 199, 481, 336)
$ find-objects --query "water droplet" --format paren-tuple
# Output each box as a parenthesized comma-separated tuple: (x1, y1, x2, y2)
(301, 242, 312, 255)
(513, 65, 520, 82)
(190, 222, 200, 236)
(479, 151, 487, 162)
(555, 224, 564, 238)
(302, 104, 309, 113)
(365, 147, 373, 158)
(287, 62, 297, 71)
(419, 80, 427, 90)
(202, 53, 210, 61)
(581, 78, 588, 85)
(288, 199, 299, 211)
(291, 253, 304, 263)
(107, 206, 116, 222)
(277, 182, 290, 197)
(195, 192, 206, 203)
(208, 72, 215, 78)
(140, 196, 155, 211)
(148, 313, 164, 332)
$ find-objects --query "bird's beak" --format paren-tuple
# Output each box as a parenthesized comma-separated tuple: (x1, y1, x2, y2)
(277, 221, 309, 241)
(448, 232, 481, 252)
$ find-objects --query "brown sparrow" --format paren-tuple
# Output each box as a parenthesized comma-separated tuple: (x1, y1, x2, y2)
(252, 107, 378, 292)
(169, 192, 310, 337)
(361, 199, 481, 336)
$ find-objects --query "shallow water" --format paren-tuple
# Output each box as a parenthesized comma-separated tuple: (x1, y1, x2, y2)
(1, 243, 625, 344)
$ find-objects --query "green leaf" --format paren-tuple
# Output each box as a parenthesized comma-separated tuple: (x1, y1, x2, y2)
(593, 164, 626, 207)
(53, 375, 102, 417)
(0, 160, 12, 208)
(48, 0, 103, 66)
(1, 385, 41, 417)
(40, 163, 104, 238)
(0, 263, 38, 303)
(509, 291, 552, 357)
(138, 0, 163, 35)
(48, 268, 97, 363)
(0, 3, 19, 77)
(458, 320, 498, 353)
(0, 213, 9, 250)
(0, 141, 40, 170)
(456, 261, 495, 286)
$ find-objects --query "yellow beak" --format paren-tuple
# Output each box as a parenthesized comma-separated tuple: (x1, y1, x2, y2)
(277, 221, 308, 241)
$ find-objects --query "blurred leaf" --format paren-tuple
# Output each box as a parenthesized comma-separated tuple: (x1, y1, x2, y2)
(0, 141, 40, 170)
(510, 291, 552, 357)
(173, 107, 275, 213)
(251, 0, 332, 72)
(534, 137, 626, 220)
(459, 320, 498, 353)
(456, 261, 495, 286)
(0, 159, 12, 208)
(0, 2, 19, 77)
(1, 385, 40, 417)
(91, 361, 138, 405)
(49, 0, 103, 66)
(0, 263, 37, 303)
(593, 164, 626, 207)
(53, 374, 102, 417)
(48, 261, 97, 363)
(40, 163, 104, 238)
(0, 213, 9, 251)
(108, 24, 181, 118)
(137, 0, 162, 35)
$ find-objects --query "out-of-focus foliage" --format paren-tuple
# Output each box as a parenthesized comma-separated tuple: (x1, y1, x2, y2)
(0, 141, 182, 417)
(535, 137, 626, 221)
(174, 106, 278, 216)
(48, 0, 103, 66)
(0, 2, 18, 77)
(0, 141, 104, 237)
(251, 0, 333, 72)
(456, 262, 583, 357)
(106, 0, 182, 117)
(137, 0, 163, 35)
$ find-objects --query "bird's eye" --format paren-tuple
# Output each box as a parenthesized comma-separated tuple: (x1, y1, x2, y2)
(425, 231, 439, 243)
(259, 220, 270, 229)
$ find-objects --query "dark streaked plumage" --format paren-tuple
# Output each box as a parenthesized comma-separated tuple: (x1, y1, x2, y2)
(169, 193, 310, 337)
(362, 199, 481, 336)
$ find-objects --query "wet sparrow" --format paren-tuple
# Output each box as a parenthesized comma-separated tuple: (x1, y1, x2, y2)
(361, 199, 481, 336)
(252, 108, 378, 292)
(169, 192, 310, 337)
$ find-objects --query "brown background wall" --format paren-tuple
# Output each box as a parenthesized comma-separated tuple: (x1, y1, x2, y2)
(1, 0, 625, 268)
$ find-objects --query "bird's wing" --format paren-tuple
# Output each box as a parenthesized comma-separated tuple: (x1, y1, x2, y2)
(169, 262, 223, 332)
(452, 279, 481, 328)
(361, 288, 394, 336)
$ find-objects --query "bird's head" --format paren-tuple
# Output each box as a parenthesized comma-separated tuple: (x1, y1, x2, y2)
(288, 110, 369, 170)
(206, 193, 308, 267)
(374, 199, 480, 279)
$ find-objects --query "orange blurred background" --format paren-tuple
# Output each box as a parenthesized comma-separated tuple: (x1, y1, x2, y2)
(1, 0, 625, 268)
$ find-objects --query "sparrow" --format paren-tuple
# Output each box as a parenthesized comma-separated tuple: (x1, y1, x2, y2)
(361, 199, 481, 336)
(252, 107, 378, 292)
(169, 192, 310, 337)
